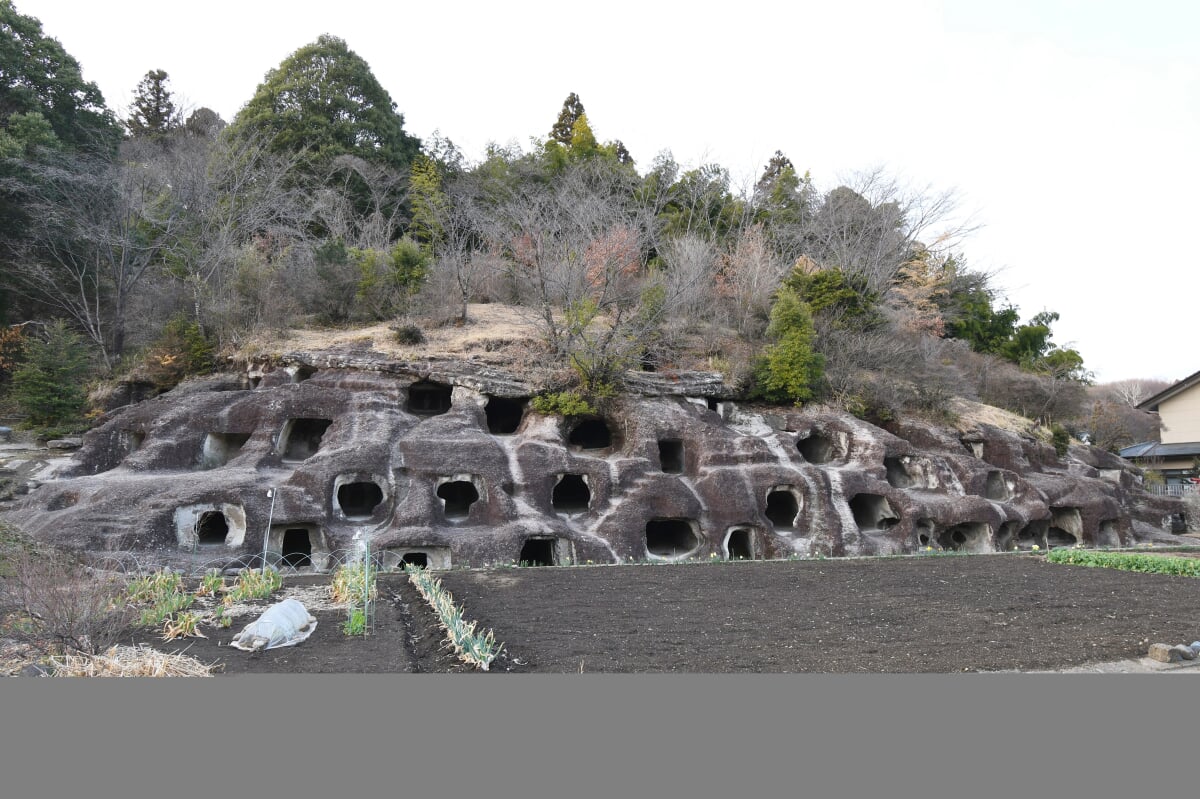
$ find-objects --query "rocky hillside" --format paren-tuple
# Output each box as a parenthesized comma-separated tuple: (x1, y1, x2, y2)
(0, 324, 1191, 571)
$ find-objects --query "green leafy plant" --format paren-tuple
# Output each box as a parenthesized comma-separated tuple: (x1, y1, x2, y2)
(1046, 549, 1200, 578)
(196, 569, 224, 597)
(342, 607, 366, 636)
(530, 391, 595, 417)
(330, 562, 376, 605)
(225, 568, 282, 602)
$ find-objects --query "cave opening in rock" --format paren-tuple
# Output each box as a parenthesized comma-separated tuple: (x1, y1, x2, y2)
(1017, 520, 1048, 548)
(798, 434, 835, 464)
(645, 519, 700, 558)
(726, 528, 754, 560)
(291, 365, 316, 383)
(485, 396, 525, 435)
(984, 471, 1011, 501)
(280, 418, 332, 462)
(765, 489, 800, 530)
(248, 376, 262, 390)
(1096, 519, 1119, 547)
(916, 519, 935, 548)
(938, 522, 991, 553)
(401, 552, 429, 569)
(407, 381, 453, 415)
(996, 521, 1021, 551)
(338, 481, 384, 519)
(552, 474, 590, 513)
(569, 418, 612, 450)
(200, 432, 251, 469)
(437, 480, 479, 518)
(658, 439, 684, 473)
(1046, 527, 1078, 548)
(195, 512, 229, 545)
(884, 457, 913, 489)
(281, 528, 312, 568)
(849, 494, 900, 532)
(706, 398, 719, 412)
(519, 538, 556, 566)
(124, 430, 146, 454)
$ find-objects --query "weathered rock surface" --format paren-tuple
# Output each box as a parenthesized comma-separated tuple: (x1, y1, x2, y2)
(1, 354, 1192, 572)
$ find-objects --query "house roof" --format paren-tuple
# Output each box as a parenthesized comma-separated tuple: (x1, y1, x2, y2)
(1119, 441, 1200, 459)
(1137, 367, 1200, 412)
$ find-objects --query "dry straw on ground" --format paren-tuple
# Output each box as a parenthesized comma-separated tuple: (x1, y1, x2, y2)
(47, 644, 217, 677)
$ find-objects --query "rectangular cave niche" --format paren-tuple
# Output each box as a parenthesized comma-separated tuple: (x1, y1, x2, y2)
(277, 418, 333, 462)
(485, 396, 525, 435)
(658, 439, 684, 474)
(380, 546, 452, 570)
(266, 525, 330, 571)
(199, 432, 252, 470)
(645, 518, 701, 560)
(407, 380, 452, 416)
(519, 537, 560, 567)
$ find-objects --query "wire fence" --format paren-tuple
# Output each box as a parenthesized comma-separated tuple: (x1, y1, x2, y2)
(83, 548, 425, 579)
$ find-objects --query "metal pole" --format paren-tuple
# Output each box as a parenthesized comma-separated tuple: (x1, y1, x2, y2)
(261, 487, 277, 573)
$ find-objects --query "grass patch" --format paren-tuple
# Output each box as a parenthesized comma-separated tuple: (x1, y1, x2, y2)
(224, 568, 282, 603)
(1046, 549, 1200, 578)
(330, 561, 375, 637)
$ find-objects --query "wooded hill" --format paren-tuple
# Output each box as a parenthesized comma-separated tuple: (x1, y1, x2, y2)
(0, 2, 1160, 451)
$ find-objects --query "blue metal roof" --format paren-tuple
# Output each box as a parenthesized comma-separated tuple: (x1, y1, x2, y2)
(1119, 441, 1200, 459)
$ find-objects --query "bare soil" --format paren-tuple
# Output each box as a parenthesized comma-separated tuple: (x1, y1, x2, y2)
(119, 554, 1200, 675)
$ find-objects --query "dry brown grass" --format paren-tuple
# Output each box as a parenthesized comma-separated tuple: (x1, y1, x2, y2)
(236, 303, 545, 363)
(47, 644, 217, 677)
(948, 397, 1052, 441)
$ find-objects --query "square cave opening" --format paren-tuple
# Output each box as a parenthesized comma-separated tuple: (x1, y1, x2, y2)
(407, 381, 452, 416)
(200, 432, 252, 470)
(645, 518, 701, 559)
(485, 396, 525, 435)
(519, 538, 558, 567)
(658, 439, 684, 473)
(568, 418, 614, 451)
(278, 418, 333, 462)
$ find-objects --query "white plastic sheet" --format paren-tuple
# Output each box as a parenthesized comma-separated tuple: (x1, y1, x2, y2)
(229, 598, 318, 652)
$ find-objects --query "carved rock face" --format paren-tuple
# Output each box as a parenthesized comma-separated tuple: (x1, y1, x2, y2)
(1, 361, 1190, 571)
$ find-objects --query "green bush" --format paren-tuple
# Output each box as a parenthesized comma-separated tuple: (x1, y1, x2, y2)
(530, 391, 595, 417)
(1050, 423, 1070, 457)
(1046, 549, 1200, 578)
(10, 320, 91, 430)
(392, 323, 425, 345)
(750, 286, 824, 405)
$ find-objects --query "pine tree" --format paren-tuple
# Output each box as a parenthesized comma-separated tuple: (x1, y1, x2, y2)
(126, 69, 180, 137)
(11, 320, 91, 429)
(550, 93, 585, 145)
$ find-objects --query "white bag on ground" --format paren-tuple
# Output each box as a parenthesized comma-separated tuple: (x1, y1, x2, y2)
(230, 598, 318, 652)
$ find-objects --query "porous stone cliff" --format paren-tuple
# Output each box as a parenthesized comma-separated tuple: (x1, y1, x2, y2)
(2, 351, 1191, 571)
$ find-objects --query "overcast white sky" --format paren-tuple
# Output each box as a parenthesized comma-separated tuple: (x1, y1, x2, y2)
(15, 0, 1200, 383)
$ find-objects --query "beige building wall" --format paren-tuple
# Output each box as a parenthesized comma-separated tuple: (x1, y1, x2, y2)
(1158, 387, 1200, 443)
